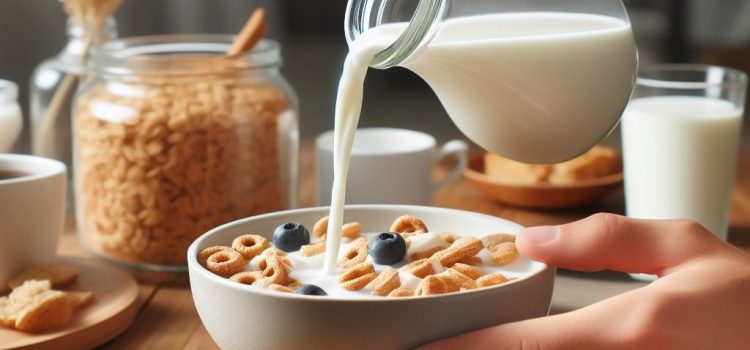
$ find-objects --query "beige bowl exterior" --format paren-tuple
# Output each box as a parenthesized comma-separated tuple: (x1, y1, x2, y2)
(188, 205, 555, 350)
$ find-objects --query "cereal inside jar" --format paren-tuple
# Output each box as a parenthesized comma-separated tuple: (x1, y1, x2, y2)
(74, 35, 299, 269)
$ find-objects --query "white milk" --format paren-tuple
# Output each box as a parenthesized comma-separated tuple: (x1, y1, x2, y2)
(622, 96, 743, 238)
(0, 103, 23, 152)
(324, 13, 637, 274)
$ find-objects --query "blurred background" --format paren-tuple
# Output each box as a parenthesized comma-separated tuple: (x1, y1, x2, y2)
(1, 0, 749, 153)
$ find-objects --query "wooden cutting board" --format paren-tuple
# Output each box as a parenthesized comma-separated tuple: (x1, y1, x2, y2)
(0, 256, 139, 350)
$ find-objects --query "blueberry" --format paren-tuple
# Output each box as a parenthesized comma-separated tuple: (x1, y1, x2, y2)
(368, 232, 407, 265)
(295, 284, 327, 296)
(272, 222, 310, 252)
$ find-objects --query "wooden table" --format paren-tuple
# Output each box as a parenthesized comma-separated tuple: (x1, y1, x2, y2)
(57, 145, 750, 349)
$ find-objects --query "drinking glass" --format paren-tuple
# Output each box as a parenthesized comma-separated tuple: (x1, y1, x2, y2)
(622, 64, 747, 241)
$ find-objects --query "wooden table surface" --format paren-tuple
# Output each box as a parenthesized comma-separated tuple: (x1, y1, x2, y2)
(56, 145, 750, 349)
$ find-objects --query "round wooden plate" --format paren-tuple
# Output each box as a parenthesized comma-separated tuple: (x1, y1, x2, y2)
(464, 153, 624, 209)
(0, 256, 139, 350)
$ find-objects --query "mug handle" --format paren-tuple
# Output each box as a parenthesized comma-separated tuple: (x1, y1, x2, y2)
(432, 140, 469, 194)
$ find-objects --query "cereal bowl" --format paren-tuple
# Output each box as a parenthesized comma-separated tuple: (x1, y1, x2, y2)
(188, 205, 555, 350)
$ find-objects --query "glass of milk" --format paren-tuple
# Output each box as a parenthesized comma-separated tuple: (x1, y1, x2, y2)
(0, 80, 23, 153)
(622, 65, 747, 242)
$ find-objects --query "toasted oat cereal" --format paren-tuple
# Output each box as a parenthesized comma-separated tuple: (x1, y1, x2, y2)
(489, 242, 519, 266)
(8, 264, 80, 289)
(401, 258, 436, 278)
(451, 263, 485, 280)
(268, 284, 295, 293)
(206, 250, 245, 277)
(457, 256, 483, 266)
(198, 246, 233, 266)
(230, 271, 263, 285)
(409, 246, 445, 261)
(312, 216, 362, 239)
(390, 215, 429, 238)
(388, 288, 414, 297)
(439, 269, 477, 290)
(232, 234, 270, 260)
(367, 268, 401, 296)
(431, 237, 483, 268)
(415, 275, 456, 296)
(482, 233, 516, 250)
(338, 237, 368, 269)
(300, 241, 326, 257)
(261, 260, 291, 287)
(339, 262, 376, 291)
(477, 274, 510, 288)
(439, 233, 458, 245)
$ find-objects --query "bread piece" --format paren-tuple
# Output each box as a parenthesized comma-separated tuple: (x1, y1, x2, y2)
(484, 153, 553, 184)
(547, 146, 621, 184)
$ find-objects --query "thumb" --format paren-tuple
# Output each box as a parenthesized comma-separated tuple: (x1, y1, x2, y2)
(517, 213, 724, 275)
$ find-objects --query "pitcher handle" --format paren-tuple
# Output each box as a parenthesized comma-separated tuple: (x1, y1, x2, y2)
(432, 140, 469, 194)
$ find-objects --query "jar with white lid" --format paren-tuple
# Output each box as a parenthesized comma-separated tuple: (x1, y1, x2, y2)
(73, 35, 299, 270)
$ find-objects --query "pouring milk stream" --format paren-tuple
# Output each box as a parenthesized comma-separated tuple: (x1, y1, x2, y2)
(323, 9, 637, 274)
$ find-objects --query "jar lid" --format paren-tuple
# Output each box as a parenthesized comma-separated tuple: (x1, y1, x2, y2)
(90, 34, 282, 77)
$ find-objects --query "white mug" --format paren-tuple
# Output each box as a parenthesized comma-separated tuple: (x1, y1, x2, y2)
(0, 154, 66, 290)
(316, 128, 468, 205)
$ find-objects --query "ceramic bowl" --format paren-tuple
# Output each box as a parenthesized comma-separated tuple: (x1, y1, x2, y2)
(188, 205, 555, 350)
(464, 153, 624, 209)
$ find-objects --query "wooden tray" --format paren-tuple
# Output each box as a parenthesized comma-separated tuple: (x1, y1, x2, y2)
(0, 256, 139, 350)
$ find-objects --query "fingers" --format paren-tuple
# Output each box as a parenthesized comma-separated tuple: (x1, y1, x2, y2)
(517, 214, 724, 275)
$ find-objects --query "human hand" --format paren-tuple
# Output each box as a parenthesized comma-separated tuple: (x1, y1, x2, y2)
(418, 213, 750, 350)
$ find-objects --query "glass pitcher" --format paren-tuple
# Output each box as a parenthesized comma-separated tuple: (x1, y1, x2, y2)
(345, 0, 638, 163)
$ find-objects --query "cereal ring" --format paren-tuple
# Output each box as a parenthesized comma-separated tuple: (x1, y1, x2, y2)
(313, 216, 362, 239)
(477, 274, 510, 288)
(414, 275, 456, 296)
(390, 215, 428, 238)
(431, 237, 483, 268)
(457, 256, 483, 266)
(268, 284, 295, 293)
(261, 260, 290, 287)
(409, 246, 445, 261)
(439, 269, 476, 290)
(367, 268, 401, 296)
(400, 258, 435, 278)
(489, 242, 519, 266)
(388, 288, 414, 297)
(342, 222, 362, 239)
(312, 216, 329, 237)
(482, 233, 516, 250)
(257, 249, 291, 271)
(338, 237, 368, 269)
(339, 262, 376, 291)
(439, 233, 458, 245)
(232, 234, 270, 260)
(198, 246, 232, 267)
(451, 263, 485, 280)
(206, 250, 245, 277)
(230, 271, 263, 285)
(300, 241, 326, 257)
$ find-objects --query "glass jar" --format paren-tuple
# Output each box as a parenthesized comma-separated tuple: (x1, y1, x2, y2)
(0, 80, 22, 152)
(31, 17, 118, 208)
(74, 35, 299, 270)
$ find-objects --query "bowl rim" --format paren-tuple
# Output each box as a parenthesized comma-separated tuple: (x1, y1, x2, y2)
(464, 151, 624, 190)
(187, 204, 553, 303)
